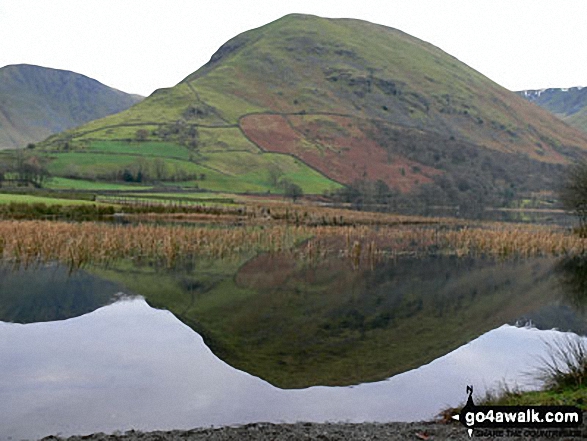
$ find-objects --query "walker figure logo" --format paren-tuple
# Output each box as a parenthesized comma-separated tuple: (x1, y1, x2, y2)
(452, 385, 582, 438)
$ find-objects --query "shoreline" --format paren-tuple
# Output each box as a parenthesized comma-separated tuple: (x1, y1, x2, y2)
(40, 421, 587, 441)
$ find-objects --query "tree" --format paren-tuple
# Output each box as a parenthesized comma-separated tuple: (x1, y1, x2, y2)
(267, 164, 284, 186)
(154, 158, 167, 181)
(374, 179, 390, 204)
(281, 179, 303, 202)
(0, 163, 6, 188)
(135, 129, 149, 142)
(122, 168, 134, 182)
(560, 160, 587, 234)
(14, 152, 49, 187)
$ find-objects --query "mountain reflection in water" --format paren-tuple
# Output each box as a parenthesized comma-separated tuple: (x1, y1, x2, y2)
(2, 255, 587, 388)
(1, 254, 587, 439)
(0, 254, 568, 388)
(0, 298, 581, 440)
(0, 264, 127, 323)
(91, 254, 587, 388)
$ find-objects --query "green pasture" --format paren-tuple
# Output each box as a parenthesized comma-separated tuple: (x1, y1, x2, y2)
(202, 151, 342, 193)
(198, 127, 261, 153)
(45, 177, 152, 191)
(0, 193, 100, 206)
(85, 141, 192, 160)
(46, 152, 207, 177)
(75, 125, 159, 142)
(124, 192, 236, 204)
(44, 145, 341, 194)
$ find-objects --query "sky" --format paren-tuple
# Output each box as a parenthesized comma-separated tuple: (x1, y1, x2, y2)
(1, 0, 586, 97)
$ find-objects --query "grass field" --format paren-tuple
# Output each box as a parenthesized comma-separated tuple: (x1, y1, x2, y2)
(45, 177, 152, 191)
(41, 140, 341, 194)
(122, 192, 236, 205)
(85, 141, 193, 160)
(202, 151, 343, 193)
(198, 127, 261, 153)
(74, 125, 160, 142)
(0, 193, 101, 205)
(46, 152, 217, 181)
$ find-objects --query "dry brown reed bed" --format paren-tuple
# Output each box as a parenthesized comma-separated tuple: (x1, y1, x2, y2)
(306, 224, 587, 263)
(117, 198, 454, 227)
(248, 202, 453, 227)
(0, 219, 584, 270)
(0, 221, 310, 269)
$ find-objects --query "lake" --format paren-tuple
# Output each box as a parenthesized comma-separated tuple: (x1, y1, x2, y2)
(1, 255, 586, 439)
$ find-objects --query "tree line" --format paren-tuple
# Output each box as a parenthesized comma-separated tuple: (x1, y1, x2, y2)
(0, 151, 49, 188)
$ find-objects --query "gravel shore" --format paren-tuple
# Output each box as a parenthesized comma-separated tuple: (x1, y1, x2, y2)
(39, 421, 587, 441)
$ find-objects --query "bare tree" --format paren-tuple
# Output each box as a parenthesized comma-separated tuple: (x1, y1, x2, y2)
(560, 160, 587, 235)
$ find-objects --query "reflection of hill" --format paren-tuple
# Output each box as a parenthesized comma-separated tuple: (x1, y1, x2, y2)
(93, 255, 575, 388)
(0, 265, 124, 323)
(556, 256, 587, 313)
(516, 256, 587, 335)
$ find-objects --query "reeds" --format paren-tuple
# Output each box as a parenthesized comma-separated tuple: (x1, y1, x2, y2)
(0, 220, 309, 269)
(309, 223, 587, 263)
(536, 334, 587, 390)
(0, 219, 585, 270)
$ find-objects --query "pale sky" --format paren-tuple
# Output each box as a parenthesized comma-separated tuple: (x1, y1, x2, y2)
(1, 0, 585, 97)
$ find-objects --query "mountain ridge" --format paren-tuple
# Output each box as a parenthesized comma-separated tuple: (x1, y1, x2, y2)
(0, 64, 143, 149)
(38, 14, 587, 205)
(517, 86, 587, 133)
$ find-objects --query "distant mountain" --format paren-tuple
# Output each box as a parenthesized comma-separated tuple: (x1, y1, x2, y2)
(0, 64, 143, 149)
(518, 87, 587, 133)
(41, 14, 587, 205)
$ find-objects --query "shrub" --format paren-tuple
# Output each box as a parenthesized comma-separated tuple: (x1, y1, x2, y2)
(536, 333, 587, 391)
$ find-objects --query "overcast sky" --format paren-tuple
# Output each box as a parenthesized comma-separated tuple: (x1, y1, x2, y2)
(1, 0, 585, 97)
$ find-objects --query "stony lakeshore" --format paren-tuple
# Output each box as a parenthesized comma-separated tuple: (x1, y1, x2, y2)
(40, 421, 587, 441)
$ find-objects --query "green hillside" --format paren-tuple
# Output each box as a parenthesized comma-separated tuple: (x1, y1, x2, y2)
(518, 87, 587, 133)
(39, 14, 587, 201)
(0, 64, 143, 149)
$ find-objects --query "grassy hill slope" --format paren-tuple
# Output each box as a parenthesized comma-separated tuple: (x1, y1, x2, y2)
(518, 87, 587, 133)
(39, 14, 587, 202)
(0, 64, 143, 149)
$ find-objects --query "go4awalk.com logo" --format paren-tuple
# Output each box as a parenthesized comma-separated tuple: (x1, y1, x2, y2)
(452, 386, 583, 438)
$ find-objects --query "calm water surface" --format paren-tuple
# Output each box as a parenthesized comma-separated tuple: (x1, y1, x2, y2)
(1, 256, 586, 439)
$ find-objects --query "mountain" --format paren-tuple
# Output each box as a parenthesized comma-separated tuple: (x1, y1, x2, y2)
(40, 14, 587, 205)
(0, 64, 143, 149)
(518, 87, 587, 133)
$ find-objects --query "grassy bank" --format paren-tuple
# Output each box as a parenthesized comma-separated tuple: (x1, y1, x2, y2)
(441, 334, 587, 422)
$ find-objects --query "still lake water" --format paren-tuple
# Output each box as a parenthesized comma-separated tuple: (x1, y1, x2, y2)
(1, 255, 587, 439)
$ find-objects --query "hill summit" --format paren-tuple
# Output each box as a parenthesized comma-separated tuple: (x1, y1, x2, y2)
(41, 14, 587, 206)
(0, 64, 143, 149)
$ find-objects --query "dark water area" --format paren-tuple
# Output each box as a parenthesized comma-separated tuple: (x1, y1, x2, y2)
(413, 206, 574, 226)
(2, 254, 587, 439)
(0, 264, 128, 323)
(338, 201, 576, 226)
